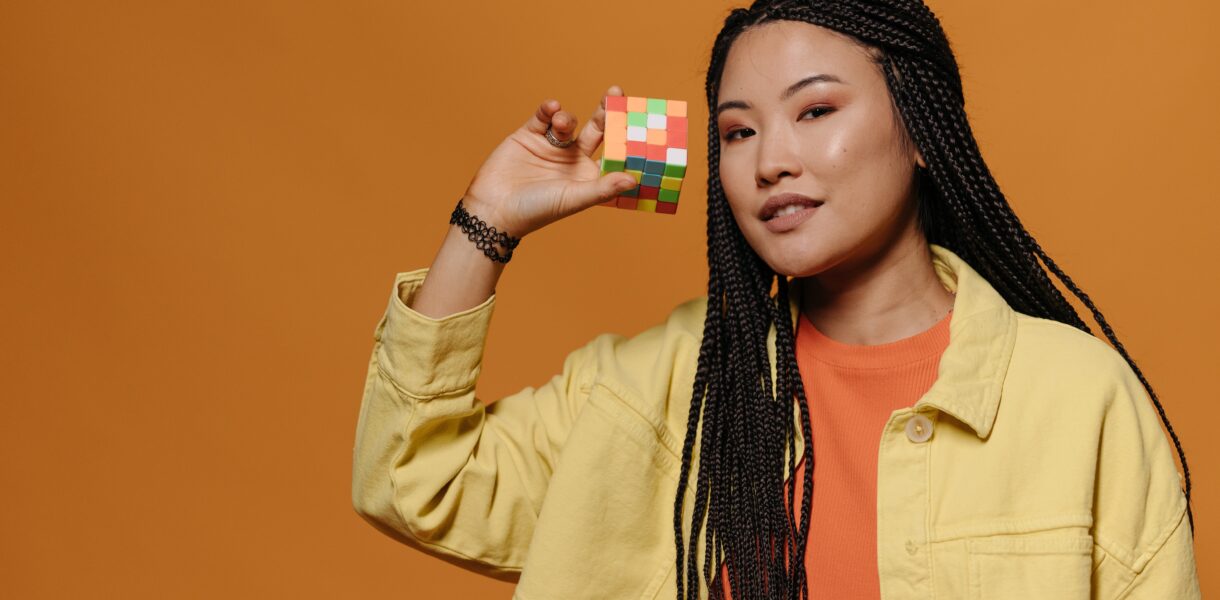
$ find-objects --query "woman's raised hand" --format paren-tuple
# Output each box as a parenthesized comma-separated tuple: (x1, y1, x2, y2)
(460, 85, 638, 239)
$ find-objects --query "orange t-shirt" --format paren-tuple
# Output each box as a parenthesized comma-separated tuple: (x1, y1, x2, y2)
(719, 308, 951, 599)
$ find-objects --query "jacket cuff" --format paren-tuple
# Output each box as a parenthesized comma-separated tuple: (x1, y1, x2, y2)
(373, 268, 496, 400)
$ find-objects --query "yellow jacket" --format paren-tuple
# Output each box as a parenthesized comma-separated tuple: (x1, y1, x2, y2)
(352, 243, 1200, 599)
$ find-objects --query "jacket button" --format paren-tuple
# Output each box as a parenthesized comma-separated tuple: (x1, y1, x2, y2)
(905, 413, 934, 443)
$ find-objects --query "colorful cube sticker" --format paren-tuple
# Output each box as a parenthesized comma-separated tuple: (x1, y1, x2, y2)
(598, 95, 688, 215)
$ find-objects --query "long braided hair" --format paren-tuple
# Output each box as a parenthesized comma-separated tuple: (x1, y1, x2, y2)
(671, 1, 1194, 598)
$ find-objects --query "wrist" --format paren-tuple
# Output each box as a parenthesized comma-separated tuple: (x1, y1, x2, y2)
(460, 194, 510, 231)
(449, 197, 523, 264)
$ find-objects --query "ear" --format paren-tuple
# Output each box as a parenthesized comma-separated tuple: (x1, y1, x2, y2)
(915, 150, 927, 170)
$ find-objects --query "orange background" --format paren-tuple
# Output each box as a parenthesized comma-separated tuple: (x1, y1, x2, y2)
(1, 0, 1215, 596)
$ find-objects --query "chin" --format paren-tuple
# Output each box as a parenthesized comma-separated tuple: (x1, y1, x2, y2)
(748, 233, 823, 275)
(736, 219, 845, 278)
(761, 251, 833, 280)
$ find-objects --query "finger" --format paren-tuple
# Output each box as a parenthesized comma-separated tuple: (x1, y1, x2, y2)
(564, 171, 638, 212)
(549, 109, 578, 145)
(576, 85, 624, 158)
(525, 99, 561, 135)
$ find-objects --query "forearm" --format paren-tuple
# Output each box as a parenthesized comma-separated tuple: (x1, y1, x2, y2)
(410, 204, 513, 319)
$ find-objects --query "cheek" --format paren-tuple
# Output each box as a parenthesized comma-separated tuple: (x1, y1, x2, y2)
(811, 122, 870, 177)
(718, 160, 764, 231)
(718, 154, 751, 205)
(718, 152, 744, 188)
(815, 124, 902, 201)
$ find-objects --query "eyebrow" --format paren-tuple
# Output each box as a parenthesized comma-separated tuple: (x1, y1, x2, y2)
(716, 73, 846, 117)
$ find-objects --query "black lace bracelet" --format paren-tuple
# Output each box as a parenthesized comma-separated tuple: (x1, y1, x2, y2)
(449, 198, 522, 264)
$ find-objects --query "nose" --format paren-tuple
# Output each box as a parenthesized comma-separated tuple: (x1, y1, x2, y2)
(755, 125, 803, 187)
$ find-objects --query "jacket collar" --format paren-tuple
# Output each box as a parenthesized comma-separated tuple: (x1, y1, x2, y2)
(771, 243, 1017, 449)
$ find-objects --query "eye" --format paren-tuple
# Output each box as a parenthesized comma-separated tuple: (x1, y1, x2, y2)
(723, 107, 833, 142)
(724, 127, 754, 142)
(801, 106, 833, 119)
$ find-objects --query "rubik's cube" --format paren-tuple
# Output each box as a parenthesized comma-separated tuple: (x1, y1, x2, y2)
(598, 95, 688, 215)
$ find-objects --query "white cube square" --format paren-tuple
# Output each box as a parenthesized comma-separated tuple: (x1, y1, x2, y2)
(627, 126, 647, 142)
(666, 147, 687, 166)
(647, 114, 667, 129)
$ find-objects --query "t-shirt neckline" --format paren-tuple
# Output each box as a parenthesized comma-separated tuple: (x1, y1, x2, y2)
(797, 309, 952, 370)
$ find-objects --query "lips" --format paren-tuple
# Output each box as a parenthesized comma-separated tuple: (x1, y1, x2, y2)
(762, 202, 819, 233)
(760, 193, 824, 221)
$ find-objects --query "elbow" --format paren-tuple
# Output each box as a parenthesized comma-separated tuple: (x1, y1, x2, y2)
(350, 467, 421, 539)
(350, 478, 373, 522)
(351, 482, 408, 539)
(350, 466, 391, 525)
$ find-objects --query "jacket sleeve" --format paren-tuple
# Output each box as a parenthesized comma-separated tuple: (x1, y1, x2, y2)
(1090, 349, 1201, 599)
(350, 268, 600, 582)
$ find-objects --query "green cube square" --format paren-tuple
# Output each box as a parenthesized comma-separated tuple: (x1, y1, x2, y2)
(658, 188, 680, 202)
(628, 112, 647, 127)
(600, 157, 625, 173)
(664, 163, 686, 178)
(647, 98, 667, 114)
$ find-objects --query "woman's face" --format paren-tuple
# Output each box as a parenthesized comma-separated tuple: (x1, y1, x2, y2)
(716, 20, 926, 279)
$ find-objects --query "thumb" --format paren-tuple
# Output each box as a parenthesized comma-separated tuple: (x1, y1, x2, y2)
(570, 172, 638, 207)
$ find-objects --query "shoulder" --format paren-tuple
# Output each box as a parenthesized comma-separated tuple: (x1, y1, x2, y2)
(585, 294, 706, 385)
(1009, 310, 1179, 448)
(1012, 313, 1124, 369)
(1000, 313, 1168, 465)
(1008, 313, 1138, 398)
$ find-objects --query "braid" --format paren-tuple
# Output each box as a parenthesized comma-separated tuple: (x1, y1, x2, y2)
(674, 1, 1195, 598)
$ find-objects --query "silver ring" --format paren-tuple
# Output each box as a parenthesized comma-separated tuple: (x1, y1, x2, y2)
(545, 126, 576, 148)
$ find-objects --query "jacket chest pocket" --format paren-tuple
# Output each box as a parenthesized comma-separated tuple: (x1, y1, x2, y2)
(966, 531, 1093, 600)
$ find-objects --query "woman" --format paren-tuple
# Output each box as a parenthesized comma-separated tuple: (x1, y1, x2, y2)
(351, 1, 1200, 598)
